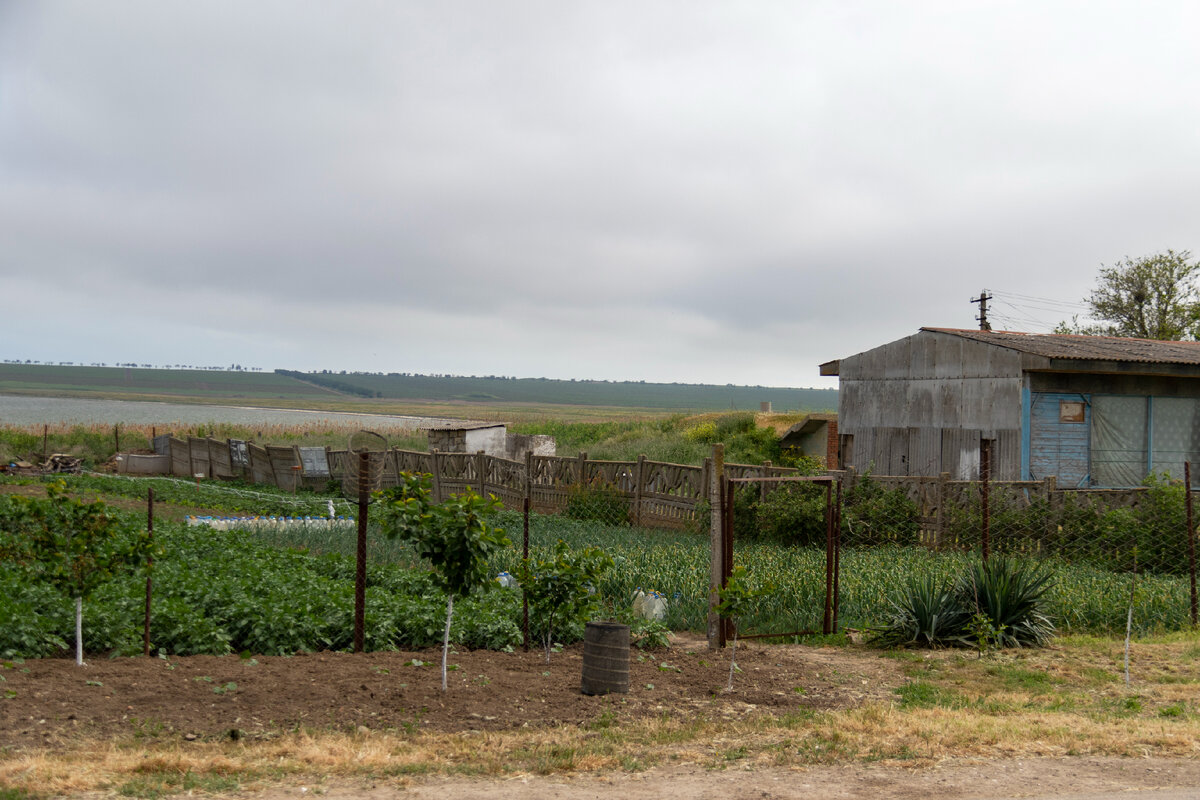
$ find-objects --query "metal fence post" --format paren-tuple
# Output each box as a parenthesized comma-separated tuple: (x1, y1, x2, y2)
(354, 451, 369, 653)
(143, 488, 153, 657)
(522, 496, 530, 652)
(833, 477, 843, 632)
(708, 443, 725, 650)
(980, 438, 992, 562)
(823, 480, 836, 634)
(1188, 462, 1197, 627)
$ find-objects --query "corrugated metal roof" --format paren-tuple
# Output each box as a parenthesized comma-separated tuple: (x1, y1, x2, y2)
(922, 327, 1200, 365)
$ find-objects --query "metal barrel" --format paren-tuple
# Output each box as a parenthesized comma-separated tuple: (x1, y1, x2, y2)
(580, 621, 630, 695)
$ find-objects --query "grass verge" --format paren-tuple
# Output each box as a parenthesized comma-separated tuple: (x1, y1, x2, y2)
(3, 635, 1200, 798)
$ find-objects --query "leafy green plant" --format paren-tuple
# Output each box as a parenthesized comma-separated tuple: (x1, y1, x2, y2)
(376, 472, 510, 690)
(8, 483, 154, 665)
(715, 565, 769, 689)
(965, 612, 1006, 657)
(517, 539, 613, 662)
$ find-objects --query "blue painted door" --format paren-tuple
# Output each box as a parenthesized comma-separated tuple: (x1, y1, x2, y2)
(1029, 392, 1090, 487)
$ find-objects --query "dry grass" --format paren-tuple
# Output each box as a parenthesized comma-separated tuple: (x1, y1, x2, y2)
(4, 635, 1200, 798)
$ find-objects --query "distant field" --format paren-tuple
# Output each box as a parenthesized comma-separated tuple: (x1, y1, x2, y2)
(0, 364, 332, 400)
(278, 369, 835, 411)
(0, 363, 836, 415)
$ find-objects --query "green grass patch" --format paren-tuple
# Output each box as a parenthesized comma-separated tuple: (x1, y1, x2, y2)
(895, 680, 968, 710)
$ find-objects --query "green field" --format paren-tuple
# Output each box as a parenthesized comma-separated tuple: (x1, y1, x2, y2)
(0, 364, 330, 400)
(0, 362, 836, 414)
(279, 369, 836, 411)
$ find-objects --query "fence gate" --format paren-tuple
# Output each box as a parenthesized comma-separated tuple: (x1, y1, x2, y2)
(718, 475, 842, 644)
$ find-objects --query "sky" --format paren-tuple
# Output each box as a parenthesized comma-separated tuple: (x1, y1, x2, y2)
(4, 2, 1200, 389)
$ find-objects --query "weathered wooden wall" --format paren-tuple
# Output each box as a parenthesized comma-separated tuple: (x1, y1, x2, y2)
(836, 330, 1025, 479)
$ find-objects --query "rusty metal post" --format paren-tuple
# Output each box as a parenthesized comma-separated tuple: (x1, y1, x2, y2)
(522, 496, 530, 652)
(1188, 462, 1197, 627)
(980, 439, 992, 562)
(833, 478, 843, 632)
(354, 451, 369, 653)
(144, 488, 154, 657)
(722, 476, 735, 643)
(823, 480, 835, 634)
(707, 443, 725, 649)
(114, 424, 120, 458)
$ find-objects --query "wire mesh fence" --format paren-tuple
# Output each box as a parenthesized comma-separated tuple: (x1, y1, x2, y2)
(723, 461, 1200, 639)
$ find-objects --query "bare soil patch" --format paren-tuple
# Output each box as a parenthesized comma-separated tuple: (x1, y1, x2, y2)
(0, 635, 902, 751)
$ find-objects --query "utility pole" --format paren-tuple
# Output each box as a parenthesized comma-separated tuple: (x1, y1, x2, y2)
(971, 290, 993, 331)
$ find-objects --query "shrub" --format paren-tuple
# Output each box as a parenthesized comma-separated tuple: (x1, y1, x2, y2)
(958, 556, 1056, 648)
(564, 483, 630, 525)
(871, 556, 1055, 649)
(842, 475, 921, 546)
(518, 539, 613, 661)
(871, 573, 967, 649)
(753, 483, 828, 545)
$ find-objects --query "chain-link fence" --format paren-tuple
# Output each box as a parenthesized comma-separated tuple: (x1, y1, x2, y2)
(725, 459, 1200, 639)
(323, 446, 1200, 647)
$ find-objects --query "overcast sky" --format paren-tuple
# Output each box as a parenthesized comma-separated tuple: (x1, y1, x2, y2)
(4, 2, 1199, 388)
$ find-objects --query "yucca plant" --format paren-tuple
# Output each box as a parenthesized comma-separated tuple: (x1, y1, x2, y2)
(871, 557, 1056, 649)
(871, 573, 969, 648)
(958, 556, 1056, 647)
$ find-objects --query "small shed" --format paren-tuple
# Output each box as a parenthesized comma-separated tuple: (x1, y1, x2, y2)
(427, 423, 508, 456)
(821, 328, 1200, 487)
(426, 423, 556, 460)
(779, 413, 839, 467)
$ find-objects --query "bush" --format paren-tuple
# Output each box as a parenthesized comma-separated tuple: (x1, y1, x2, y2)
(723, 475, 918, 548)
(871, 556, 1055, 649)
(564, 483, 630, 525)
(842, 476, 921, 546)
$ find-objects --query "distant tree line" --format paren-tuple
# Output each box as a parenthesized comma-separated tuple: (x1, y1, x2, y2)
(2, 360, 264, 371)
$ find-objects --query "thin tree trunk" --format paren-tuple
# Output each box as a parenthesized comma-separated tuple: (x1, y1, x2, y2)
(726, 630, 738, 691)
(441, 594, 453, 691)
(75, 596, 84, 667)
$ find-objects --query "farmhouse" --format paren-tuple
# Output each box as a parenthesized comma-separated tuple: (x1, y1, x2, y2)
(820, 327, 1200, 487)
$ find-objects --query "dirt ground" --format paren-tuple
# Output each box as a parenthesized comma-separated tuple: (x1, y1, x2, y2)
(6, 642, 1200, 799)
(0, 634, 900, 750)
(6, 482, 1200, 798)
(257, 758, 1200, 800)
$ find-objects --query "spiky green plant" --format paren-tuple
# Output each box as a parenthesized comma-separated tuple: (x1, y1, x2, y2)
(871, 557, 1056, 650)
(959, 556, 1056, 647)
(871, 573, 968, 648)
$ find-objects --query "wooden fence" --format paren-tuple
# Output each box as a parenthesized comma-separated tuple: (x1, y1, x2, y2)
(164, 437, 797, 531)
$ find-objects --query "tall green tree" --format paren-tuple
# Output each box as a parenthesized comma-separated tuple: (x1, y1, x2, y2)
(1058, 250, 1200, 340)
(376, 473, 509, 690)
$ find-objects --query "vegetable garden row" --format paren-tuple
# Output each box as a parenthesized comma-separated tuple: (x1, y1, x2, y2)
(1, 472, 1194, 665)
